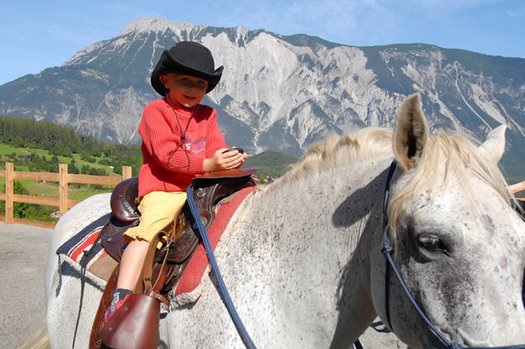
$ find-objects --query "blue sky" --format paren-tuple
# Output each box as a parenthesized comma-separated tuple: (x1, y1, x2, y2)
(0, 0, 523, 85)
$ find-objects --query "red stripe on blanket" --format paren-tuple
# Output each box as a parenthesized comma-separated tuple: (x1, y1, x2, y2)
(175, 186, 256, 295)
(70, 229, 101, 262)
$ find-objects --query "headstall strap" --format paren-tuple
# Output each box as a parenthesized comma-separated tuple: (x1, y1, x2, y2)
(381, 161, 397, 333)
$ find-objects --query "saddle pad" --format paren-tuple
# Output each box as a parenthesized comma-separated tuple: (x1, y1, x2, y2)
(56, 214, 117, 287)
(173, 186, 256, 301)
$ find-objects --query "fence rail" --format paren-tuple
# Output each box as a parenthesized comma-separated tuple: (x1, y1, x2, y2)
(0, 162, 132, 228)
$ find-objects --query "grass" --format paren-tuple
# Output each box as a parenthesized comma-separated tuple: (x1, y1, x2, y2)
(0, 178, 114, 206)
(24, 182, 113, 201)
(0, 143, 120, 174)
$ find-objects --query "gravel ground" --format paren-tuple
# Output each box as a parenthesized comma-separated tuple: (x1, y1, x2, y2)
(0, 222, 52, 349)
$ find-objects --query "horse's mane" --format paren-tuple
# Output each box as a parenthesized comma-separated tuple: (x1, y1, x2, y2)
(388, 130, 511, 234)
(270, 126, 511, 232)
(273, 128, 393, 187)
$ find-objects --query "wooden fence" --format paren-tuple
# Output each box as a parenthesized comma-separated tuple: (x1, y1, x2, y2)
(0, 162, 132, 228)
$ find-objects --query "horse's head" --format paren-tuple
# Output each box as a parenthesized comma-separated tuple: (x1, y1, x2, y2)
(374, 93, 525, 348)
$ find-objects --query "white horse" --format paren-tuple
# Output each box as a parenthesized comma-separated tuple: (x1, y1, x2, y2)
(45, 94, 525, 348)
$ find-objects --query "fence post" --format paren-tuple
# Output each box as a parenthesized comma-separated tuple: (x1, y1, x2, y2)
(121, 166, 132, 180)
(59, 163, 68, 215)
(5, 162, 14, 224)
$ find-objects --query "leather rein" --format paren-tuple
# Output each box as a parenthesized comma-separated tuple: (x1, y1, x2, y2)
(381, 161, 525, 349)
(186, 184, 257, 349)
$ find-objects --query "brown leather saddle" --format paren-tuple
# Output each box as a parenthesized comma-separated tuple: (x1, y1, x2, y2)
(99, 168, 257, 292)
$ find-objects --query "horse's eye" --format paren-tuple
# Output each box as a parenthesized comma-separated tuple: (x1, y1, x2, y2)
(417, 234, 447, 252)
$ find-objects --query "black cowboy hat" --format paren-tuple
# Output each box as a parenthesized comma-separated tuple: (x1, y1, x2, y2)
(151, 41, 223, 95)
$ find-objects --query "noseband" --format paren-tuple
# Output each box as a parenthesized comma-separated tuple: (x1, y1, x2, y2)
(381, 161, 525, 349)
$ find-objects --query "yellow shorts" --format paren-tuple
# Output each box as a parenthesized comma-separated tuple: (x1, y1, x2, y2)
(124, 191, 187, 244)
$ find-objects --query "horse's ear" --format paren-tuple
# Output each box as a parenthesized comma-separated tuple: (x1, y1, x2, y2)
(393, 93, 429, 171)
(478, 124, 506, 164)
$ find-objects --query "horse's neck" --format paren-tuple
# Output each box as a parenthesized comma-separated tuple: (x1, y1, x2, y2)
(214, 159, 390, 340)
(230, 158, 389, 275)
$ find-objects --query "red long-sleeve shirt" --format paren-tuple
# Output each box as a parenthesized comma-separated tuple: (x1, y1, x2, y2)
(136, 97, 227, 196)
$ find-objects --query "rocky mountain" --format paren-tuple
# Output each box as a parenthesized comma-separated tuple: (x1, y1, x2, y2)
(1, 17, 524, 177)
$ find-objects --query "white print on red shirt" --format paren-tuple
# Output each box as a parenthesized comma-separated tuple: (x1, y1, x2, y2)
(183, 136, 206, 153)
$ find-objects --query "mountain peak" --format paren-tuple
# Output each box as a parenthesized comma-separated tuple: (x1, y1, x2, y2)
(119, 17, 192, 35)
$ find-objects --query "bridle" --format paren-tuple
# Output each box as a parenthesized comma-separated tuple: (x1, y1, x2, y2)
(380, 161, 525, 349)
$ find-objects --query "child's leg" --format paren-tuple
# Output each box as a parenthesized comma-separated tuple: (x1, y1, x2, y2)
(104, 191, 187, 321)
(105, 239, 149, 322)
(117, 239, 150, 290)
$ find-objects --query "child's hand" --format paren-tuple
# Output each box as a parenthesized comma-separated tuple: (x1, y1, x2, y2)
(203, 148, 247, 172)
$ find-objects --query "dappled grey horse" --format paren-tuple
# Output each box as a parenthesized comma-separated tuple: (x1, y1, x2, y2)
(46, 94, 525, 348)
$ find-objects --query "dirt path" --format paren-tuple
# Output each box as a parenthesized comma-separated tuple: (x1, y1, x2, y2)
(0, 222, 52, 348)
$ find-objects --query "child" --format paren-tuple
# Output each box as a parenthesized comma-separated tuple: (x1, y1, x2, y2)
(104, 41, 247, 321)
